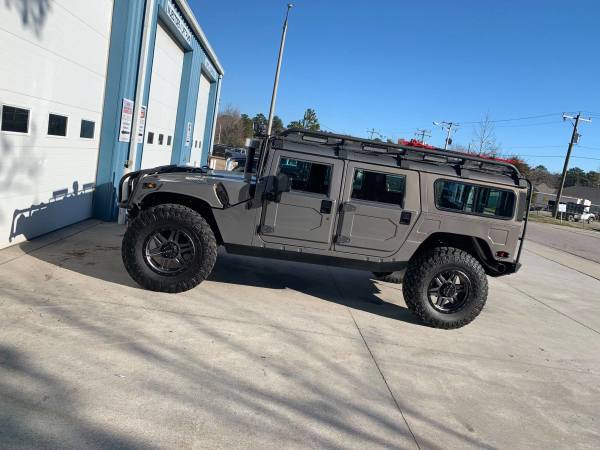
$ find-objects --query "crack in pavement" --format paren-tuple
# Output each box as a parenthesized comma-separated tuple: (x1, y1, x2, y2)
(328, 268, 421, 450)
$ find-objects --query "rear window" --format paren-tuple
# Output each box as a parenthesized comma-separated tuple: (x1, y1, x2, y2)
(351, 169, 406, 207)
(434, 180, 515, 219)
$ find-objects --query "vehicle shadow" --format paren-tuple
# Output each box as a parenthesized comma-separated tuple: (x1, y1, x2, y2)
(18, 222, 422, 326)
(209, 251, 422, 326)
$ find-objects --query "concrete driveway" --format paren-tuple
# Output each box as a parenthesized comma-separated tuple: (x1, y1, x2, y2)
(1, 221, 599, 449)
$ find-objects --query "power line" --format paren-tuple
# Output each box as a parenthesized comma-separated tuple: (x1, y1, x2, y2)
(459, 112, 562, 125)
(494, 120, 563, 128)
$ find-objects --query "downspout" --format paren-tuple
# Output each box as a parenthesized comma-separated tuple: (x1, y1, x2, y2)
(118, 0, 155, 223)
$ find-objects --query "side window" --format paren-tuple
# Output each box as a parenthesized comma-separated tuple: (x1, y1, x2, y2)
(1, 105, 30, 133)
(158, 134, 164, 145)
(147, 132, 154, 144)
(48, 113, 68, 136)
(278, 157, 332, 195)
(351, 169, 406, 206)
(80, 120, 95, 139)
(434, 180, 515, 218)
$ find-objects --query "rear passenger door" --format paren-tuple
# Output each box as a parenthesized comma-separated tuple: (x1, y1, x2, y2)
(334, 162, 420, 256)
(259, 151, 344, 250)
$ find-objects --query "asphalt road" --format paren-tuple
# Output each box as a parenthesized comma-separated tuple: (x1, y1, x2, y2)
(527, 220, 600, 263)
(1, 221, 599, 449)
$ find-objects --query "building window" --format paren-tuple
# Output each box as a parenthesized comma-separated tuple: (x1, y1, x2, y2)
(167, 135, 172, 146)
(434, 180, 515, 219)
(147, 132, 154, 144)
(80, 120, 95, 139)
(1, 105, 29, 133)
(158, 134, 164, 145)
(278, 157, 332, 195)
(48, 114, 68, 136)
(351, 169, 406, 207)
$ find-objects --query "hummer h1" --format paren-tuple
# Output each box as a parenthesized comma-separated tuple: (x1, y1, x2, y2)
(119, 129, 531, 329)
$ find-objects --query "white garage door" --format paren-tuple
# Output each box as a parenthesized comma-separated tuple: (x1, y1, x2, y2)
(190, 73, 211, 166)
(141, 23, 185, 169)
(0, 0, 113, 249)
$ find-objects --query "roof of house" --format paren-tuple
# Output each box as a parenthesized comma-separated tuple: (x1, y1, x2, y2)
(561, 186, 600, 204)
(534, 182, 557, 194)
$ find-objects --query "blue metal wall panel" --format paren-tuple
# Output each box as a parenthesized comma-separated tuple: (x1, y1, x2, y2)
(93, 0, 147, 221)
(94, 0, 222, 220)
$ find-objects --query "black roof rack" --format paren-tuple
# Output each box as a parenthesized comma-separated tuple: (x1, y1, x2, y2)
(278, 128, 523, 183)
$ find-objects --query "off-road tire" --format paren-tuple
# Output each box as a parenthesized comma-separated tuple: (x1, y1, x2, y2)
(402, 247, 488, 329)
(122, 204, 217, 293)
(373, 271, 404, 284)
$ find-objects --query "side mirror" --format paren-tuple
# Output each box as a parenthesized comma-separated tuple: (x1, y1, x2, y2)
(264, 173, 291, 202)
(275, 172, 291, 195)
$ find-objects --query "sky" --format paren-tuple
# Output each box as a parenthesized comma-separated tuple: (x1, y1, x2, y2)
(191, 0, 600, 172)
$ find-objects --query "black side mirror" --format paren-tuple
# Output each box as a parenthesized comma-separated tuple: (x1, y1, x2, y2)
(275, 172, 291, 195)
(264, 173, 291, 202)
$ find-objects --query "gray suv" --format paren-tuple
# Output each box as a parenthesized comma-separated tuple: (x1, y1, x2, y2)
(119, 129, 531, 329)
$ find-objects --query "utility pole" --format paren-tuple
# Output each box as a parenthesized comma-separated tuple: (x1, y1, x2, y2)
(433, 121, 459, 150)
(367, 128, 378, 140)
(415, 129, 431, 144)
(554, 112, 592, 218)
(266, 3, 293, 139)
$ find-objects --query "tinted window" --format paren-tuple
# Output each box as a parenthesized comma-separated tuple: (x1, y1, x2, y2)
(158, 134, 164, 145)
(48, 114, 68, 136)
(351, 169, 406, 206)
(80, 120, 95, 138)
(147, 132, 154, 144)
(435, 180, 515, 218)
(1, 105, 29, 133)
(278, 157, 332, 195)
(167, 135, 172, 146)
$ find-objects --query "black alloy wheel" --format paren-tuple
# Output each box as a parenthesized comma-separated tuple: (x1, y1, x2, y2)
(143, 228, 197, 275)
(427, 269, 471, 313)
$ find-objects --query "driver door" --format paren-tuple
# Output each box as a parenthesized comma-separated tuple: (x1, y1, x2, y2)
(258, 151, 344, 250)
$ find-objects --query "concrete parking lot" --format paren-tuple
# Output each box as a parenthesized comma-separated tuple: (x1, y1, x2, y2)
(1, 221, 599, 449)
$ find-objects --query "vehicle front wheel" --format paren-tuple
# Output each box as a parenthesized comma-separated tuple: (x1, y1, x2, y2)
(122, 204, 217, 293)
(402, 247, 488, 329)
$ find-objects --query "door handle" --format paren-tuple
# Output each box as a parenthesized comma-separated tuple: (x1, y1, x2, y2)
(320, 199, 333, 214)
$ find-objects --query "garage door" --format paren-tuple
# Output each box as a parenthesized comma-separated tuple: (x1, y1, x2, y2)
(190, 73, 211, 166)
(141, 23, 185, 169)
(0, 0, 113, 249)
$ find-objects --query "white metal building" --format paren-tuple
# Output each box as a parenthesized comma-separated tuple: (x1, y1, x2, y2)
(0, 0, 223, 249)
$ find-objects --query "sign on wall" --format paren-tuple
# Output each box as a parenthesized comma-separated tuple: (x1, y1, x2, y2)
(118, 98, 134, 142)
(166, 1, 192, 45)
(137, 105, 147, 143)
(185, 122, 192, 147)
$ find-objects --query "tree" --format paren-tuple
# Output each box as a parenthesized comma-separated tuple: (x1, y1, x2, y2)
(272, 115, 285, 135)
(287, 108, 320, 131)
(252, 113, 267, 136)
(528, 164, 559, 189)
(506, 155, 530, 176)
(564, 167, 587, 187)
(240, 114, 254, 140)
(471, 113, 499, 156)
(216, 105, 245, 147)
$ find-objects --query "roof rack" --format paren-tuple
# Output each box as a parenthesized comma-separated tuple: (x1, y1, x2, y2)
(278, 128, 523, 183)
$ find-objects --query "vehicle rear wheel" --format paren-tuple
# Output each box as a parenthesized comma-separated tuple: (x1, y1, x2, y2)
(402, 247, 488, 329)
(122, 204, 217, 293)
